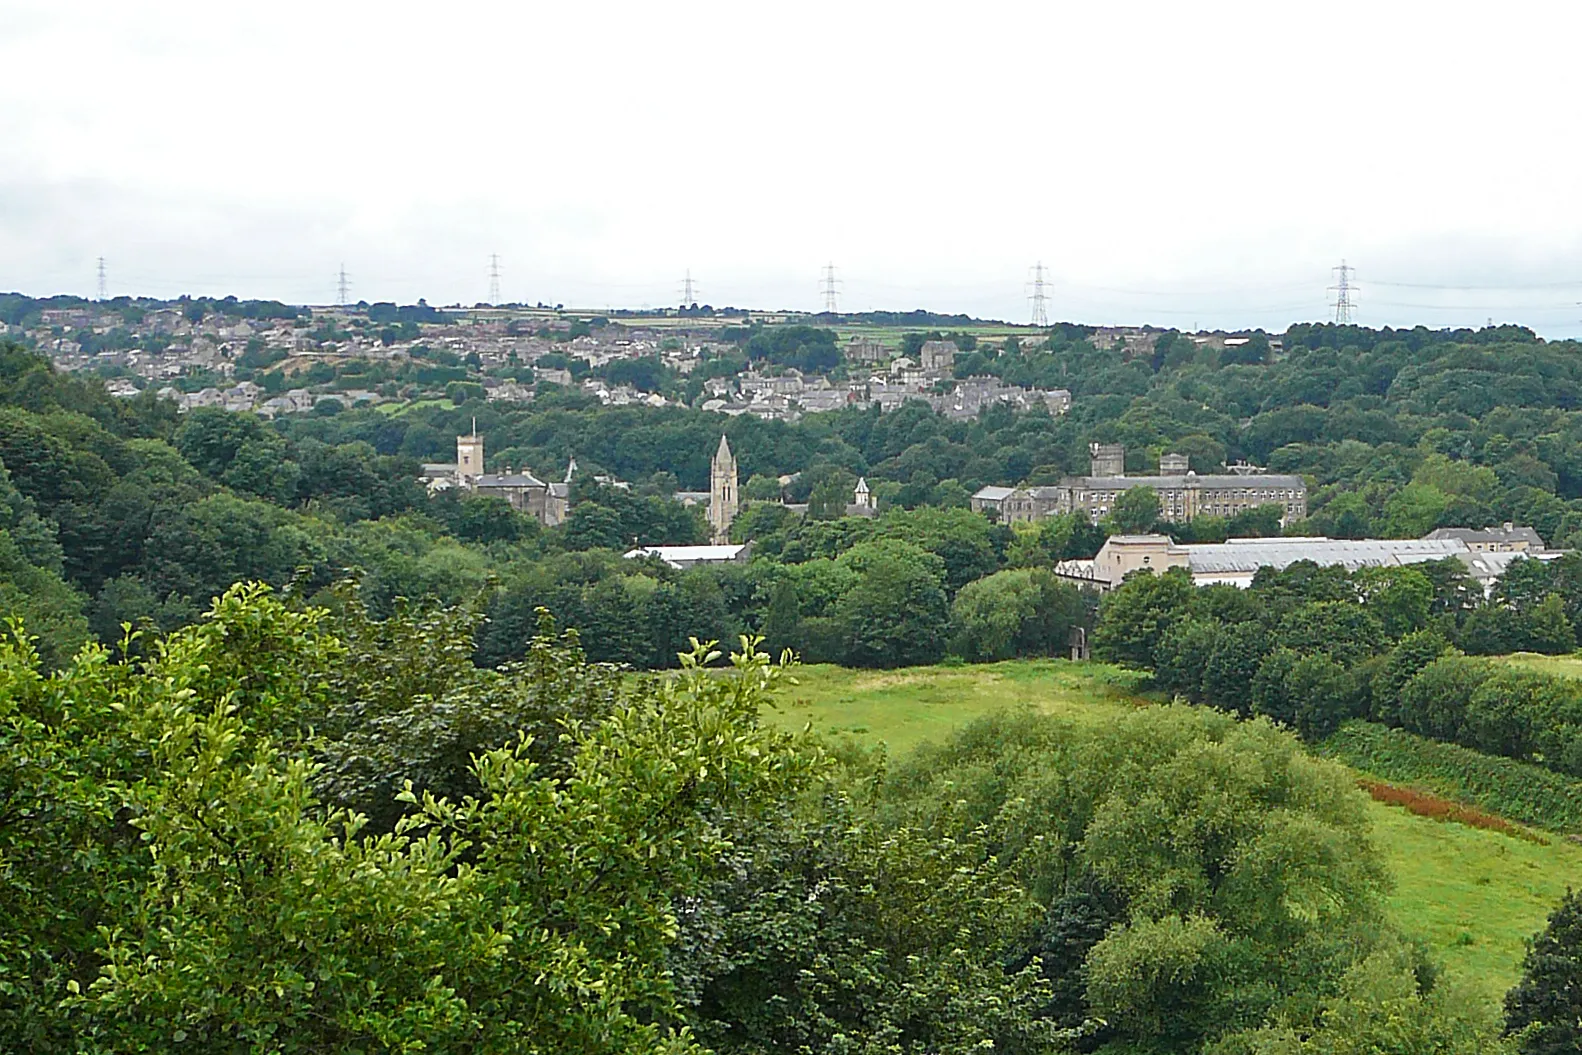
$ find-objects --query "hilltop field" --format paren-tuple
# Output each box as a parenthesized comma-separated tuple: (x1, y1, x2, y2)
(762, 659, 1582, 1004)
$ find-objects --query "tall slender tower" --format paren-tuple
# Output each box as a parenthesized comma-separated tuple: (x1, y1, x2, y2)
(709, 434, 738, 543)
(456, 418, 484, 484)
(1329, 260, 1357, 324)
(1028, 261, 1050, 327)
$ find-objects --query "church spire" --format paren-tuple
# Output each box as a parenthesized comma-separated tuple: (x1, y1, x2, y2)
(709, 434, 738, 544)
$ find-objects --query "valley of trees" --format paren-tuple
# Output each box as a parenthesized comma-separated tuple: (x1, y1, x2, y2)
(5, 319, 1582, 1050)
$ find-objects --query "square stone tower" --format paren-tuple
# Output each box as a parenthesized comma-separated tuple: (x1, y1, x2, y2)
(457, 422, 484, 483)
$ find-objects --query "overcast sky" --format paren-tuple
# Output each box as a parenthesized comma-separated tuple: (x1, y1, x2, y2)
(4, 1, 1582, 334)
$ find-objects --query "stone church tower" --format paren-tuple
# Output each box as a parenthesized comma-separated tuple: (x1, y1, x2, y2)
(456, 420, 484, 483)
(709, 434, 738, 543)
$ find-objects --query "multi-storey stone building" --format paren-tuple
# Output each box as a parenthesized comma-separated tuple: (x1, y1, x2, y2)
(972, 444, 1307, 525)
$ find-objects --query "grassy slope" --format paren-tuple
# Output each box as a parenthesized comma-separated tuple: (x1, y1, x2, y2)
(1500, 651, 1582, 678)
(763, 659, 1582, 1003)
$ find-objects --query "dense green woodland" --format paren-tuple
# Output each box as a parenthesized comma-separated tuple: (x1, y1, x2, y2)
(0, 586, 1522, 1052)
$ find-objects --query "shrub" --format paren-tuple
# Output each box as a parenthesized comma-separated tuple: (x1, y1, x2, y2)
(1319, 721, 1582, 833)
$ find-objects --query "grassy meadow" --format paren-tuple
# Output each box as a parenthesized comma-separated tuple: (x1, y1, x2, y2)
(762, 658, 1582, 1002)
(1500, 651, 1582, 679)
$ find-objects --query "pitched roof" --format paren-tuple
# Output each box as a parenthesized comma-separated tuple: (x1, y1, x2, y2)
(1181, 537, 1465, 575)
(1073, 474, 1307, 489)
(475, 472, 547, 489)
(624, 544, 748, 567)
(1424, 525, 1545, 547)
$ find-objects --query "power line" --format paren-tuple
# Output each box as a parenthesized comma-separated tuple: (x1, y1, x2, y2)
(679, 268, 699, 306)
(1370, 278, 1582, 291)
(820, 262, 841, 313)
(1027, 261, 1051, 327)
(488, 254, 502, 305)
(1328, 259, 1357, 324)
(336, 264, 351, 306)
(96, 257, 107, 301)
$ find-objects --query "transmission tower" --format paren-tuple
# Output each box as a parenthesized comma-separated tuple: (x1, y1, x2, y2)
(336, 264, 351, 306)
(820, 262, 842, 313)
(96, 257, 107, 301)
(679, 268, 699, 306)
(1026, 261, 1051, 327)
(488, 254, 502, 305)
(1328, 259, 1357, 324)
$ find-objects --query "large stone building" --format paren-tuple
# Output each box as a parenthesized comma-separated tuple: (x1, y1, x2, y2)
(421, 427, 572, 525)
(919, 339, 958, 371)
(845, 335, 888, 364)
(971, 444, 1307, 526)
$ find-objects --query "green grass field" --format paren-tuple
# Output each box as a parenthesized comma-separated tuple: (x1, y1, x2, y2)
(763, 659, 1582, 1002)
(1500, 651, 1582, 678)
(374, 397, 458, 417)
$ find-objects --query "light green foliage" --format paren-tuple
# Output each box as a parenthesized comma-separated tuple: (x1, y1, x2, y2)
(883, 705, 1424, 1052)
(0, 583, 812, 1053)
(1208, 948, 1510, 1054)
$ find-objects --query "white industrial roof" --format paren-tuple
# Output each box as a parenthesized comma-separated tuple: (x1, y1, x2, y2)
(1181, 537, 1467, 575)
(624, 544, 747, 567)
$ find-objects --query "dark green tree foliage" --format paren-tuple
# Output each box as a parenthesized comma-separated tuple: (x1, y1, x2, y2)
(1506, 890, 1582, 1055)
(1198, 620, 1272, 714)
(1106, 485, 1161, 534)
(948, 568, 1084, 662)
(1150, 616, 1218, 700)
(741, 324, 841, 373)
(312, 593, 626, 832)
(831, 540, 950, 668)
(1091, 566, 1194, 667)
(1371, 629, 1454, 723)
(673, 794, 1063, 1055)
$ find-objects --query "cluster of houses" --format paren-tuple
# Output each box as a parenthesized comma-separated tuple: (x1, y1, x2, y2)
(697, 338, 1071, 423)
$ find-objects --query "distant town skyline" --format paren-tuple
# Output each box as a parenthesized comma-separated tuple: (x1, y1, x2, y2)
(5, 2, 1582, 336)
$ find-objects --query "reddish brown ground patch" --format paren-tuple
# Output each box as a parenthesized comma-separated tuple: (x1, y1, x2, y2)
(1358, 779, 1549, 845)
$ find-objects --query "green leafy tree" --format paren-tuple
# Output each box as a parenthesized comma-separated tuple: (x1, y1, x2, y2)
(0, 584, 814, 1052)
(1151, 616, 1219, 700)
(1108, 485, 1162, 534)
(948, 567, 1083, 662)
(1199, 620, 1273, 715)
(832, 540, 950, 668)
(1092, 566, 1195, 668)
(1507, 890, 1582, 1055)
